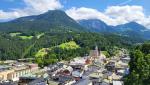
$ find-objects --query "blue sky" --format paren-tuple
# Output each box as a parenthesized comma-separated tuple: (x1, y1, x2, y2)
(1, 0, 150, 13)
(0, 0, 150, 28)
(62, 0, 149, 13)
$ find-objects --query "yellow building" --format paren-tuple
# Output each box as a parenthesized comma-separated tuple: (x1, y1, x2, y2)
(0, 64, 39, 81)
(0, 69, 14, 80)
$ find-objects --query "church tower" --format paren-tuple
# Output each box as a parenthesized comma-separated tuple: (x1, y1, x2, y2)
(95, 45, 99, 57)
(95, 45, 98, 51)
(89, 45, 100, 59)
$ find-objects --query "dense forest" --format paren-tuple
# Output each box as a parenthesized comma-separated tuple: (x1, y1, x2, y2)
(0, 31, 143, 61)
(124, 42, 150, 85)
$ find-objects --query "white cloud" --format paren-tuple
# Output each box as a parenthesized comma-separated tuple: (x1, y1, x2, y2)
(24, 0, 63, 12)
(66, 6, 150, 28)
(66, 7, 117, 25)
(0, 0, 63, 20)
(105, 6, 150, 28)
(66, 7, 108, 20)
(1, 1, 150, 29)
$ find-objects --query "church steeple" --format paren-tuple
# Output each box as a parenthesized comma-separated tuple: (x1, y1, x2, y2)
(95, 45, 98, 51)
(89, 45, 100, 59)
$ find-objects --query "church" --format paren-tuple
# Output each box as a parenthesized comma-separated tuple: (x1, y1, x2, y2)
(89, 46, 100, 59)
(89, 46, 106, 64)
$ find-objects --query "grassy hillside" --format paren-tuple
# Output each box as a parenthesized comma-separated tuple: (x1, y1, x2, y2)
(9, 32, 21, 37)
(58, 41, 80, 50)
(35, 48, 51, 57)
(35, 41, 80, 57)
(19, 36, 33, 40)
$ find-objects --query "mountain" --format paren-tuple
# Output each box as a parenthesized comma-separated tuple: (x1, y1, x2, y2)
(0, 10, 86, 32)
(114, 22, 150, 39)
(79, 19, 150, 40)
(0, 10, 150, 40)
(115, 22, 147, 32)
(78, 19, 115, 33)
